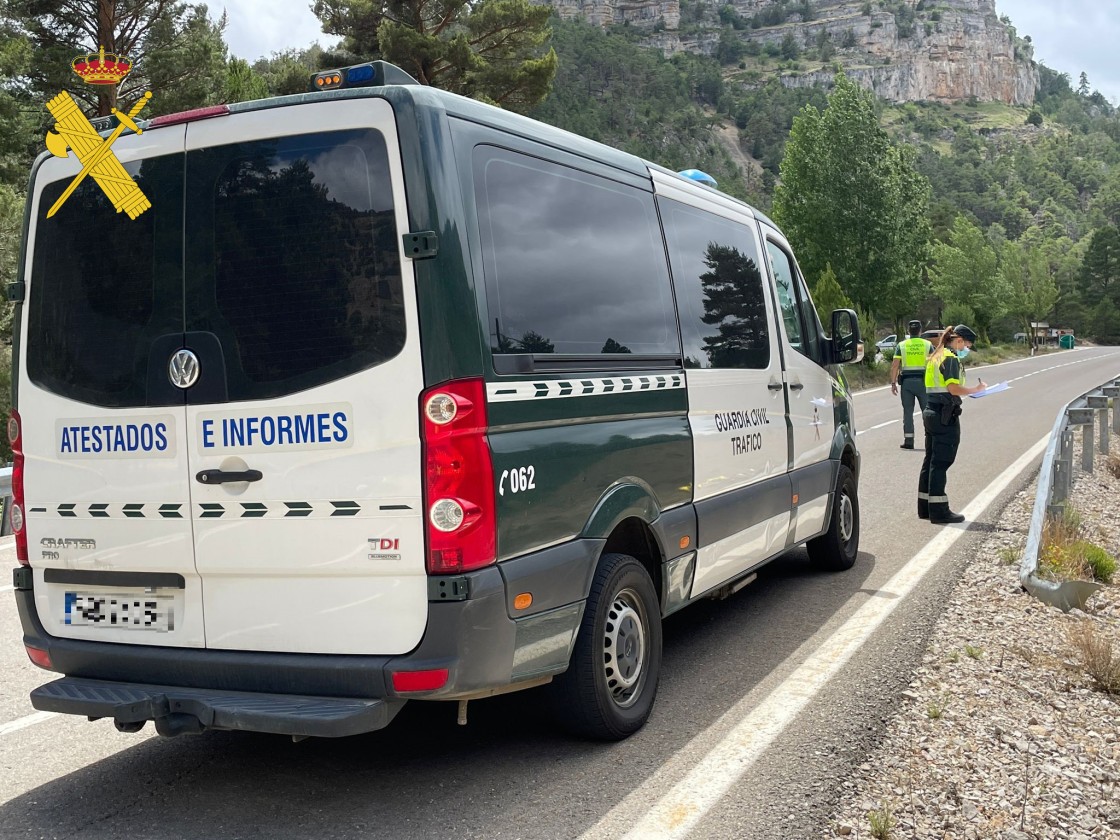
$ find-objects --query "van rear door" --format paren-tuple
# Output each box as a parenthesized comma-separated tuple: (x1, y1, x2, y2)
(180, 101, 427, 655)
(20, 126, 203, 647)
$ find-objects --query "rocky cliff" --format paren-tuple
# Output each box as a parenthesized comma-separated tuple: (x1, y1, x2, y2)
(542, 0, 1039, 106)
(548, 0, 681, 29)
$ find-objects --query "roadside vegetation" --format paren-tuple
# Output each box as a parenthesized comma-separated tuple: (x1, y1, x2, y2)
(866, 800, 897, 839)
(1040, 504, 1118, 583)
(1067, 621, 1120, 694)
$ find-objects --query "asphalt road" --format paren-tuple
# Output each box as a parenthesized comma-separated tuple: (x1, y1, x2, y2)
(2, 347, 1119, 840)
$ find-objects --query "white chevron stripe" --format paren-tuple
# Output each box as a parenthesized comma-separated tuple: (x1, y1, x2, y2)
(487, 374, 685, 402)
(37, 501, 418, 519)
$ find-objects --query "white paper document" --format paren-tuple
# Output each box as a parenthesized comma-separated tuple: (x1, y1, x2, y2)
(968, 381, 1010, 398)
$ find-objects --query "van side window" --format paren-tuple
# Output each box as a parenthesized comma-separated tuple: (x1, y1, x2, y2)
(793, 269, 823, 362)
(474, 146, 678, 357)
(660, 199, 770, 369)
(766, 240, 804, 354)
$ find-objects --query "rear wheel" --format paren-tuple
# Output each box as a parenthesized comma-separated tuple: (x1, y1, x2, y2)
(550, 553, 661, 740)
(807, 464, 859, 571)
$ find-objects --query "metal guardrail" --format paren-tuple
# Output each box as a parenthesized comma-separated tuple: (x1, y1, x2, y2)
(1020, 376, 1120, 612)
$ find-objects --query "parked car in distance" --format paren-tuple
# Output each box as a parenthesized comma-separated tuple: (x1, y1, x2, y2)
(875, 334, 897, 353)
(920, 329, 944, 342)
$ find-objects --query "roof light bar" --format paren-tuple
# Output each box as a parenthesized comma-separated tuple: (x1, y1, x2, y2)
(310, 61, 419, 92)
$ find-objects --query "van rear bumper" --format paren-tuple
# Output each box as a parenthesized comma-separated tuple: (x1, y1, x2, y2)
(15, 550, 594, 736)
(10, 539, 604, 734)
(31, 676, 403, 738)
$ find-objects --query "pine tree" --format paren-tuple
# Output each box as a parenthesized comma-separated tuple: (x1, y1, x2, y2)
(312, 0, 557, 112)
(253, 46, 328, 97)
(1081, 225, 1120, 309)
(811, 263, 853, 326)
(7, 0, 229, 118)
(225, 58, 268, 103)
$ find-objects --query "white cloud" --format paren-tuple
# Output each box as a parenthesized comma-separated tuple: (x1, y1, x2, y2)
(221, 0, 333, 62)
(996, 0, 1120, 104)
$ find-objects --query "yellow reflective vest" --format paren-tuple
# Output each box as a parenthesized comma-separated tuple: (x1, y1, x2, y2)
(898, 336, 933, 376)
(925, 349, 965, 397)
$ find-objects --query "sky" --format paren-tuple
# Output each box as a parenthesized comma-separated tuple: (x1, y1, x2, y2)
(994, 0, 1120, 104)
(220, 0, 1120, 104)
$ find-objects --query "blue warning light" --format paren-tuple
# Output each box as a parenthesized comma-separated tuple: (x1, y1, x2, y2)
(678, 169, 718, 188)
(346, 64, 374, 84)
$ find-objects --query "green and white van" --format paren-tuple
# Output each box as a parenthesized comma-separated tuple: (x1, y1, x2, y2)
(10, 62, 862, 741)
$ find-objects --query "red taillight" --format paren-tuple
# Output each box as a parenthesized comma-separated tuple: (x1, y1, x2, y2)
(147, 104, 229, 128)
(8, 409, 27, 566)
(25, 645, 51, 670)
(391, 668, 449, 693)
(421, 378, 496, 574)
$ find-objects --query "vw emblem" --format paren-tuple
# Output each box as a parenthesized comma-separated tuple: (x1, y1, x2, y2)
(169, 349, 200, 389)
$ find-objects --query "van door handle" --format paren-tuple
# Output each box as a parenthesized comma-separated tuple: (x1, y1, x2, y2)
(767, 381, 784, 391)
(788, 382, 804, 391)
(196, 469, 263, 485)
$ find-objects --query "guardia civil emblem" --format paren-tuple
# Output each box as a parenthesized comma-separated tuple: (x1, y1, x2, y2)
(43, 46, 153, 220)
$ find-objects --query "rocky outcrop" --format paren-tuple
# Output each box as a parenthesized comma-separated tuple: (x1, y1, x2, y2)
(547, 0, 680, 30)
(539, 0, 1039, 106)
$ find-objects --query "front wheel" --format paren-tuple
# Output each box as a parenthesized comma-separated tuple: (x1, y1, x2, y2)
(549, 553, 662, 740)
(807, 464, 859, 571)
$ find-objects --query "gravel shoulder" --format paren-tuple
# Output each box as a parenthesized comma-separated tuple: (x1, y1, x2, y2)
(827, 440, 1120, 839)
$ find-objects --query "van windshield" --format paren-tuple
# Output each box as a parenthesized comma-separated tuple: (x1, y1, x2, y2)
(27, 129, 404, 408)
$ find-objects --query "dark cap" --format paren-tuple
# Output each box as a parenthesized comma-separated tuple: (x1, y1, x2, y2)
(908, 320, 921, 334)
(953, 324, 978, 343)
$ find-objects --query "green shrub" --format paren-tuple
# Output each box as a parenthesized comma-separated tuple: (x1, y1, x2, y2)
(1040, 506, 1088, 580)
(1074, 541, 1117, 583)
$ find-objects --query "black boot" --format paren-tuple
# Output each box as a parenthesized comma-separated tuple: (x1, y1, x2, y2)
(917, 502, 929, 520)
(930, 510, 965, 524)
(900, 442, 914, 450)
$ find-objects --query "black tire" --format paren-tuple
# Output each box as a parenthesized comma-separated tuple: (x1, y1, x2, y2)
(807, 464, 859, 571)
(549, 553, 662, 740)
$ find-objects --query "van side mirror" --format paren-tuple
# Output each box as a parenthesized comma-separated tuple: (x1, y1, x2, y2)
(831, 308, 862, 364)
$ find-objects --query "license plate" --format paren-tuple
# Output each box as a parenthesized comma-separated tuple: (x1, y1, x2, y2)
(64, 592, 175, 632)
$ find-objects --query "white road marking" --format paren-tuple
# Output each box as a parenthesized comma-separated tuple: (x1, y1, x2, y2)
(0, 584, 13, 594)
(0, 711, 56, 738)
(858, 347, 1119, 396)
(582, 435, 1051, 840)
(857, 411, 921, 435)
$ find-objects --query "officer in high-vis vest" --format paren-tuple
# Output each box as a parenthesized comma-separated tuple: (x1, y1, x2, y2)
(918, 324, 987, 524)
(890, 320, 933, 449)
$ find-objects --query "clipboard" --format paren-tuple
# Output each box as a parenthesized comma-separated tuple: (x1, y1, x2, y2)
(968, 381, 1009, 398)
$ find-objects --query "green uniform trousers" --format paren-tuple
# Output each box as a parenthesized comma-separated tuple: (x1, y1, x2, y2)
(899, 376, 927, 444)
